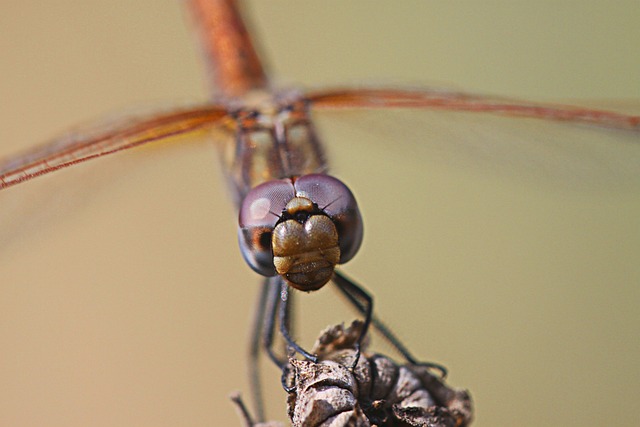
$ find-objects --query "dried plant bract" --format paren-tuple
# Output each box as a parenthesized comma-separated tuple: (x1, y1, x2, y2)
(286, 322, 473, 427)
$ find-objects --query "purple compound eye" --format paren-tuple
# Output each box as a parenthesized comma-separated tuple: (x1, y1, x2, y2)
(238, 179, 295, 276)
(238, 174, 363, 291)
(293, 174, 363, 264)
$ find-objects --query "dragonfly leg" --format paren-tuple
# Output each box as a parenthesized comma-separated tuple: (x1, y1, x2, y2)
(248, 277, 273, 422)
(333, 270, 448, 378)
(262, 277, 288, 368)
(279, 280, 297, 392)
(248, 276, 289, 421)
(256, 277, 324, 398)
(278, 282, 318, 363)
(331, 271, 373, 368)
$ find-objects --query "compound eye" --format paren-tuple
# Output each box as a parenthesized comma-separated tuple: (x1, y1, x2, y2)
(238, 179, 295, 276)
(294, 174, 363, 264)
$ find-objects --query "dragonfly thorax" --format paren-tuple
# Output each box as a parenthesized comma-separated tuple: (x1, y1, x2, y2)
(238, 174, 363, 292)
(222, 94, 328, 205)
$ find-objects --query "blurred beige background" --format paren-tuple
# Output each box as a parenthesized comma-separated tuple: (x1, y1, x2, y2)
(1, 1, 639, 426)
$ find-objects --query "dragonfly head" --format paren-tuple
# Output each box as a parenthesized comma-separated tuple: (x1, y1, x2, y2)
(238, 174, 363, 291)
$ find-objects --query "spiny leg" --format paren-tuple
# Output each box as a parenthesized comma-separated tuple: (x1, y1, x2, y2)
(333, 270, 448, 377)
(248, 277, 272, 422)
(278, 281, 317, 362)
(263, 277, 308, 392)
(331, 271, 373, 367)
(262, 276, 288, 368)
(249, 276, 287, 422)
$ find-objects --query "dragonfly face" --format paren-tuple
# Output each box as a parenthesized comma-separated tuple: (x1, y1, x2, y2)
(238, 173, 363, 291)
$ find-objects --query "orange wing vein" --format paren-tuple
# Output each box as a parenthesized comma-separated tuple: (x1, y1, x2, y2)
(0, 105, 229, 190)
(306, 87, 640, 131)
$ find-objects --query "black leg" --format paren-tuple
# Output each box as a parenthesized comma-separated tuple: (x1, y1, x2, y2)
(249, 276, 294, 422)
(331, 270, 373, 367)
(278, 282, 317, 362)
(262, 276, 287, 368)
(258, 277, 325, 398)
(248, 278, 274, 422)
(333, 270, 448, 377)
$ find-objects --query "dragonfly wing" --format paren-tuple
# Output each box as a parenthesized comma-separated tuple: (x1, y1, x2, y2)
(306, 87, 640, 130)
(309, 100, 639, 195)
(0, 105, 229, 190)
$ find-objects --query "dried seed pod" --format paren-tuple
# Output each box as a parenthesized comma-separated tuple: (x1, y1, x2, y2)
(286, 322, 473, 427)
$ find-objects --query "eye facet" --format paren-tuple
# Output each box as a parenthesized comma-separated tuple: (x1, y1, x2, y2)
(293, 174, 363, 264)
(238, 179, 295, 276)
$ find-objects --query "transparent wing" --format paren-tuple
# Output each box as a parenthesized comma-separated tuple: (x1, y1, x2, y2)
(307, 87, 640, 130)
(0, 105, 229, 190)
(306, 87, 639, 194)
(310, 103, 640, 198)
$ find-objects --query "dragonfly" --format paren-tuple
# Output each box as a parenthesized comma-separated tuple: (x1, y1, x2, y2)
(1, 0, 639, 425)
